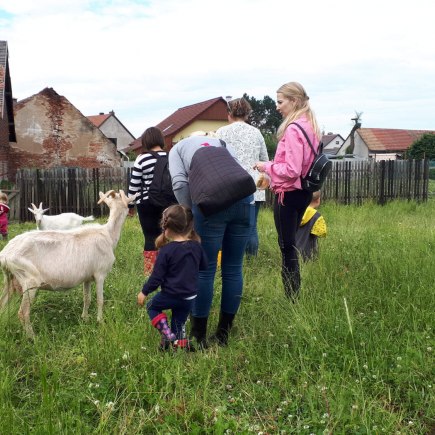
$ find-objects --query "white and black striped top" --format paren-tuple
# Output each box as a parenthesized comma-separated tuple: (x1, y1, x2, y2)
(128, 151, 167, 206)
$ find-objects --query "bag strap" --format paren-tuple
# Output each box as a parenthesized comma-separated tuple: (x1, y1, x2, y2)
(290, 122, 318, 157)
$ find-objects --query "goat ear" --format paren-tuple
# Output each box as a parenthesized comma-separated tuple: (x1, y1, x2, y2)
(28, 207, 35, 214)
(42, 208, 49, 214)
(97, 191, 106, 205)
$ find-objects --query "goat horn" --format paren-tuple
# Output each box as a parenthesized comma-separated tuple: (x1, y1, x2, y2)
(31, 203, 37, 209)
(119, 190, 132, 207)
(39, 202, 43, 209)
(97, 190, 116, 205)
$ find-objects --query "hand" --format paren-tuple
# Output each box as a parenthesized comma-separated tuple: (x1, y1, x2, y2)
(128, 208, 135, 217)
(137, 292, 146, 306)
(254, 162, 266, 173)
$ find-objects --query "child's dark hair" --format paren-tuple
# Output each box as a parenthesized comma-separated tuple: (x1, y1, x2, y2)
(155, 205, 200, 248)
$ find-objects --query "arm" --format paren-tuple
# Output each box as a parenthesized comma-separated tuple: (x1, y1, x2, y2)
(141, 251, 168, 296)
(168, 146, 192, 208)
(263, 125, 304, 179)
(127, 155, 143, 208)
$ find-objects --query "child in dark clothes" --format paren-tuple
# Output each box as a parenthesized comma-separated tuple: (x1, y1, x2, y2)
(137, 205, 208, 351)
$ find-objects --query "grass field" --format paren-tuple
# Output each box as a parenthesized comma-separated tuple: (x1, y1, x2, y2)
(0, 199, 434, 434)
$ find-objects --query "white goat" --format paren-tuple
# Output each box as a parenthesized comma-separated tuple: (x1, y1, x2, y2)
(28, 202, 95, 230)
(0, 190, 136, 338)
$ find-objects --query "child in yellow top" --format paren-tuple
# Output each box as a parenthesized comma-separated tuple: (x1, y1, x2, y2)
(295, 190, 327, 261)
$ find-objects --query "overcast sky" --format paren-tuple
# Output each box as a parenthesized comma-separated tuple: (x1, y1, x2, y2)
(1, 0, 435, 139)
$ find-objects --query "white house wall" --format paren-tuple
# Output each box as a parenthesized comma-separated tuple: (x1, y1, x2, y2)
(99, 117, 135, 151)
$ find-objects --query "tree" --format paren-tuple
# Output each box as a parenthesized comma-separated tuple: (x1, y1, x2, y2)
(243, 93, 281, 156)
(407, 133, 435, 160)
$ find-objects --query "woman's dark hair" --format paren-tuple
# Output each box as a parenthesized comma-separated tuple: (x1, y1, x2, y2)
(227, 97, 252, 120)
(141, 127, 165, 151)
(155, 205, 200, 248)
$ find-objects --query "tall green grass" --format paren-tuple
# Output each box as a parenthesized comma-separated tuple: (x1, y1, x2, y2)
(0, 201, 434, 434)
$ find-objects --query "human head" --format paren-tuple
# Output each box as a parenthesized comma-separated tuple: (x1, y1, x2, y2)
(141, 127, 165, 152)
(155, 204, 200, 248)
(227, 97, 252, 121)
(276, 81, 320, 140)
(0, 191, 8, 203)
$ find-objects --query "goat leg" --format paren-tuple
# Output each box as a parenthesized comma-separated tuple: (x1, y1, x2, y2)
(95, 278, 104, 323)
(18, 288, 37, 339)
(81, 281, 91, 321)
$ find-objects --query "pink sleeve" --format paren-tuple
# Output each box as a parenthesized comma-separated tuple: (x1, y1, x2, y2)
(265, 125, 304, 181)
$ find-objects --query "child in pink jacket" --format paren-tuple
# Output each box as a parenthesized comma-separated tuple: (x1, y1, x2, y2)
(0, 191, 10, 240)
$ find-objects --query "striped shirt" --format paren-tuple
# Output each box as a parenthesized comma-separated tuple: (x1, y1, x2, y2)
(128, 151, 167, 206)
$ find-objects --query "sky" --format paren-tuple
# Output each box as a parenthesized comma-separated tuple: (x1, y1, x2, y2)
(1, 0, 435, 140)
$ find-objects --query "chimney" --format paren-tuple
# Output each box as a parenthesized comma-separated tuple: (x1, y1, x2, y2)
(99, 112, 104, 115)
(225, 96, 232, 102)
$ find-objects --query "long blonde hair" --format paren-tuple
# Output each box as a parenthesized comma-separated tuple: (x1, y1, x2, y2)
(276, 82, 321, 141)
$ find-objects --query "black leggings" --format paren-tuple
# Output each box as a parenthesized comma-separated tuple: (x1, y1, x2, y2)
(137, 201, 165, 251)
(274, 189, 312, 298)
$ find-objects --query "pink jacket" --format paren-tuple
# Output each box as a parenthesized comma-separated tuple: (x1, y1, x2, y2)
(264, 116, 318, 199)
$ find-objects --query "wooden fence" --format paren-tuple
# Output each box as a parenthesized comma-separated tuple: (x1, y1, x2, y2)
(9, 159, 430, 222)
(16, 167, 131, 222)
(265, 159, 429, 206)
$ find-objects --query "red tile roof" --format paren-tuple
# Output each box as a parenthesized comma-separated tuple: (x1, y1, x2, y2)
(155, 97, 225, 137)
(87, 113, 111, 127)
(127, 96, 227, 152)
(359, 128, 435, 152)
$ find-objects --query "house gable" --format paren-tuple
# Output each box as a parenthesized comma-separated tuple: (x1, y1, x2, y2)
(124, 97, 228, 154)
(87, 111, 135, 151)
(12, 87, 121, 178)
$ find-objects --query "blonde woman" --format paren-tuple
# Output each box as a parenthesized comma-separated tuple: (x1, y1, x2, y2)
(255, 82, 321, 299)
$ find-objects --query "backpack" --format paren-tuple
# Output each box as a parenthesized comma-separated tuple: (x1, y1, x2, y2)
(146, 151, 178, 208)
(291, 122, 332, 192)
(189, 141, 256, 216)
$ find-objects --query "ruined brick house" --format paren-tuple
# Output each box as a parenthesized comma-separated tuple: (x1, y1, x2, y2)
(11, 87, 121, 179)
(0, 41, 17, 181)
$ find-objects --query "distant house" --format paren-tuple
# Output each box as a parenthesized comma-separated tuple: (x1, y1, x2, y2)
(322, 133, 345, 155)
(337, 128, 435, 161)
(123, 96, 228, 155)
(12, 87, 121, 178)
(0, 41, 17, 181)
(87, 111, 135, 152)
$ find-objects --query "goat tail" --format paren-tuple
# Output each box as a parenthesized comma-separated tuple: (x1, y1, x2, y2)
(83, 216, 95, 222)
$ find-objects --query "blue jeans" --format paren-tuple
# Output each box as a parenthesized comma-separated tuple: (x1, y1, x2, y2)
(245, 201, 262, 256)
(191, 196, 254, 317)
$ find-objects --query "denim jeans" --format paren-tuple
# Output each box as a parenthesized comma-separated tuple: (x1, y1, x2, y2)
(191, 195, 254, 317)
(245, 201, 262, 256)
